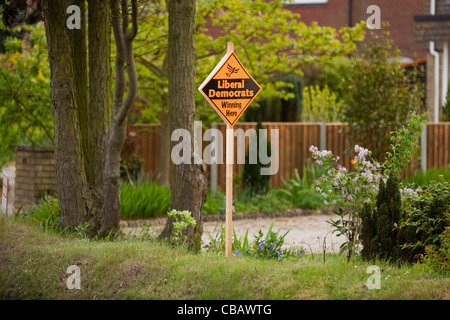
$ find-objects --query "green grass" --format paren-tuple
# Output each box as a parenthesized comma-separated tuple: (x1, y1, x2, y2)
(1, 216, 448, 300)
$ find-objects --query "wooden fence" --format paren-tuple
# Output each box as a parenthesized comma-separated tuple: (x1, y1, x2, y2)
(129, 122, 450, 192)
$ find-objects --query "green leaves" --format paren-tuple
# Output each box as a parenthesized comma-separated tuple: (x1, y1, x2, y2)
(398, 180, 450, 262)
(0, 22, 53, 165)
(135, 0, 365, 123)
(167, 209, 197, 246)
(341, 25, 425, 163)
(383, 112, 428, 178)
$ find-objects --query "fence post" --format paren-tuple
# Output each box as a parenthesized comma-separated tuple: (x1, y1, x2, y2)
(210, 123, 218, 193)
(319, 122, 327, 151)
(421, 124, 427, 173)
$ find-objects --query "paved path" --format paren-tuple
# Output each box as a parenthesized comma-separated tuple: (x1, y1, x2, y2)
(122, 214, 346, 253)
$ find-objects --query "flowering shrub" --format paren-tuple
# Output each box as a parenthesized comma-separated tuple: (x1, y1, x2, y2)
(310, 145, 383, 208)
(309, 113, 428, 261)
(310, 144, 384, 260)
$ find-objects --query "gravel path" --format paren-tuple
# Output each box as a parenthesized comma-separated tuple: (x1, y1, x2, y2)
(121, 214, 346, 253)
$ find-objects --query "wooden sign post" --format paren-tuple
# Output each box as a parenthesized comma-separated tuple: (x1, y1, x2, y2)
(225, 42, 234, 258)
(198, 42, 261, 257)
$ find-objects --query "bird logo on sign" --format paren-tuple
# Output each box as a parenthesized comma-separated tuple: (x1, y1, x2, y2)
(226, 64, 239, 77)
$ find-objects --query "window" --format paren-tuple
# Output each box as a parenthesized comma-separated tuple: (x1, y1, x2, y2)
(286, 0, 328, 4)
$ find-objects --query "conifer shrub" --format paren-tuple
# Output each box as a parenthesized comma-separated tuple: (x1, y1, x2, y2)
(242, 121, 271, 196)
(360, 176, 402, 262)
(360, 202, 377, 261)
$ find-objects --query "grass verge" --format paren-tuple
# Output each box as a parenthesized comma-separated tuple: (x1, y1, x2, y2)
(0, 216, 449, 300)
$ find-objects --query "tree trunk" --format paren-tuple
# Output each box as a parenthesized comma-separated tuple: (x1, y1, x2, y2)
(43, 0, 138, 237)
(159, 0, 207, 248)
(102, 0, 138, 236)
(158, 92, 170, 186)
(86, 1, 112, 231)
(41, 0, 90, 229)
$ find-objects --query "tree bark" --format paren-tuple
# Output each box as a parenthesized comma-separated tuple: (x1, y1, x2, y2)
(86, 1, 112, 231)
(41, 0, 90, 229)
(158, 92, 170, 186)
(159, 0, 207, 248)
(101, 0, 138, 236)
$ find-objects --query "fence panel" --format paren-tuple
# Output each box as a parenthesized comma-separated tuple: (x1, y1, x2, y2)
(129, 122, 450, 192)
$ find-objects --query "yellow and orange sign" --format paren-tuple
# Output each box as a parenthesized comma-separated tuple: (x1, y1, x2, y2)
(198, 50, 261, 127)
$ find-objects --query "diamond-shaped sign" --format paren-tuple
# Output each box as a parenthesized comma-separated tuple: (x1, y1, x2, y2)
(198, 50, 261, 127)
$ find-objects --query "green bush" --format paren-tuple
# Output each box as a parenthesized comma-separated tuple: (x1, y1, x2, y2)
(301, 84, 343, 122)
(398, 181, 450, 263)
(360, 176, 403, 262)
(120, 180, 171, 220)
(202, 190, 226, 215)
(25, 180, 172, 226)
(25, 196, 64, 234)
(281, 166, 325, 210)
(375, 176, 402, 261)
(242, 121, 271, 196)
(360, 203, 376, 261)
(234, 187, 291, 214)
(420, 227, 450, 272)
(341, 26, 425, 162)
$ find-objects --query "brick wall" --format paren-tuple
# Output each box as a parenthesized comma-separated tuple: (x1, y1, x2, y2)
(287, 0, 427, 59)
(14, 145, 56, 211)
(424, 0, 450, 14)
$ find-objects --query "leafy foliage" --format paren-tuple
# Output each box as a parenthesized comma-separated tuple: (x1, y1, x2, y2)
(133, 0, 365, 124)
(120, 179, 171, 220)
(280, 165, 324, 209)
(310, 113, 428, 261)
(167, 209, 197, 247)
(25, 195, 64, 234)
(301, 84, 343, 122)
(420, 227, 450, 272)
(383, 113, 427, 178)
(202, 190, 226, 215)
(0, 22, 53, 165)
(234, 187, 292, 214)
(341, 25, 425, 162)
(441, 84, 450, 121)
(398, 181, 450, 263)
(244, 74, 304, 122)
